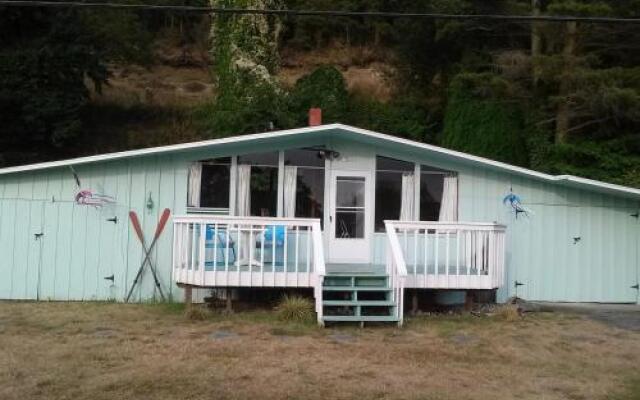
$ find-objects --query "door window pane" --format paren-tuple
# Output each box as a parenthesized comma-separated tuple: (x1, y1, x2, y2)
(336, 177, 365, 208)
(335, 210, 365, 239)
(335, 176, 365, 239)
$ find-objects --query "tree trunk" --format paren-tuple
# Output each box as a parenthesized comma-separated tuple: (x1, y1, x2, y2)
(555, 20, 577, 144)
(531, 0, 542, 87)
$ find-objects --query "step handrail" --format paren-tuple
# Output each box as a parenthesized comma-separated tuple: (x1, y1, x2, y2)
(311, 220, 326, 325)
(384, 221, 408, 326)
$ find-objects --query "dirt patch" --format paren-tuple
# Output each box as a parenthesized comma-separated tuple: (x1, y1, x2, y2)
(0, 302, 638, 400)
(95, 65, 214, 107)
(279, 44, 396, 102)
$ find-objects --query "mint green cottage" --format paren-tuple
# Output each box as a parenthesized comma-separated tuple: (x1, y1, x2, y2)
(0, 124, 638, 324)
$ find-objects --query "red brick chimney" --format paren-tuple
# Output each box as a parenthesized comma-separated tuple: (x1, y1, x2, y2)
(308, 108, 322, 126)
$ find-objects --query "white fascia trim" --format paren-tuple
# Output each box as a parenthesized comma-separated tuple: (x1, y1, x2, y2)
(1, 122, 639, 199)
(0, 124, 338, 176)
(332, 124, 640, 198)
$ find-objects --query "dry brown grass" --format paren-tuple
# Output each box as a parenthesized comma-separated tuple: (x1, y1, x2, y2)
(493, 304, 521, 322)
(1, 302, 638, 400)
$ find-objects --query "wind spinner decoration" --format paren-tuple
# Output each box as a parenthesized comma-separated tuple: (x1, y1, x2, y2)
(503, 189, 532, 219)
(70, 166, 115, 207)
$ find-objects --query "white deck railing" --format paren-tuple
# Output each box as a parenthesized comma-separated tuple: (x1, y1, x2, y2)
(172, 216, 325, 293)
(384, 222, 409, 326)
(385, 221, 506, 291)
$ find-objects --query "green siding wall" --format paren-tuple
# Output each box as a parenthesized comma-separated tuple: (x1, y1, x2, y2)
(0, 135, 638, 303)
(0, 155, 191, 302)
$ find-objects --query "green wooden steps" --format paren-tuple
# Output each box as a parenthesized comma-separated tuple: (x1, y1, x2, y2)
(321, 273, 398, 324)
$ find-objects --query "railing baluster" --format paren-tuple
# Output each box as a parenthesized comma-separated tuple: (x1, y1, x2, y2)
(305, 226, 311, 276)
(403, 229, 408, 262)
(272, 225, 276, 277)
(191, 223, 196, 273)
(237, 223, 241, 283)
(199, 222, 206, 286)
(212, 223, 218, 276)
(476, 231, 481, 276)
(434, 229, 439, 277)
(423, 229, 428, 287)
(445, 230, 450, 277)
(456, 229, 460, 278)
(413, 229, 418, 278)
(260, 224, 265, 286)
(249, 225, 254, 287)
(283, 226, 288, 278)
(224, 223, 230, 274)
(295, 226, 300, 286)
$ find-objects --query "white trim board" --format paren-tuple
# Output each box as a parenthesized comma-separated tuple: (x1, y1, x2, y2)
(1, 123, 639, 200)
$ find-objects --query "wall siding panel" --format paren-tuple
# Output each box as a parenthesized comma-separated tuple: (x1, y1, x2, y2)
(0, 135, 638, 304)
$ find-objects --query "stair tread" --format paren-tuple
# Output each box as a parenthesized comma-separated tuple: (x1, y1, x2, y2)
(322, 315, 399, 322)
(323, 300, 395, 306)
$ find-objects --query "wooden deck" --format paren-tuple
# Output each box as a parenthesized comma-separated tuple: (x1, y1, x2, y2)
(173, 216, 506, 325)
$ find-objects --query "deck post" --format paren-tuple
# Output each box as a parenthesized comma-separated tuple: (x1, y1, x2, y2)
(411, 290, 419, 315)
(225, 288, 233, 313)
(464, 290, 475, 311)
(184, 284, 193, 309)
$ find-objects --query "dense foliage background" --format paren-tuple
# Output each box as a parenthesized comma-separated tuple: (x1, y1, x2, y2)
(0, 0, 638, 186)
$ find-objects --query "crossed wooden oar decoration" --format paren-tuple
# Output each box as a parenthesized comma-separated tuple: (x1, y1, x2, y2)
(125, 208, 170, 303)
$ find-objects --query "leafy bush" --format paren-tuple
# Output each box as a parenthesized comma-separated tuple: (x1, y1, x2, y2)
(346, 97, 435, 142)
(275, 295, 315, 324)
(289, 65, 349, 125)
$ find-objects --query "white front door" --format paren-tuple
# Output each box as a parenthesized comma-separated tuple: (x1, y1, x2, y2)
(327, 170, 372, 264)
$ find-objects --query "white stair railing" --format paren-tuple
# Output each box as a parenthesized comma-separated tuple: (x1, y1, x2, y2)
(384, 221, 409, 326)
(385, 221, 506, 290)
(310, 220, 326, 326)
(172, 216, 325, 291)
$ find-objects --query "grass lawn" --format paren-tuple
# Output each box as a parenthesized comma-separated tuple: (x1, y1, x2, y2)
(0, 302, 639, 400)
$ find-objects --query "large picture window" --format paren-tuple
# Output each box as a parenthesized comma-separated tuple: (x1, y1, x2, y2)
(199, 158, 231, 209)
(284, 149, 325, 222)
(419, 164, 456, 221)
(374, 156, 414, 231)
(419, 171, 444, 221)
(239, 152, 278, 217)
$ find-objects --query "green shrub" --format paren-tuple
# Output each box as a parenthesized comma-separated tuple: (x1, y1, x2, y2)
(441, 72, 529, 167)
(275, 295, 315, 324)
(289, 66, 349, 125)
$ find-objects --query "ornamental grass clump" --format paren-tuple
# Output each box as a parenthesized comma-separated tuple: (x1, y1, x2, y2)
(275, 295, 315, 324)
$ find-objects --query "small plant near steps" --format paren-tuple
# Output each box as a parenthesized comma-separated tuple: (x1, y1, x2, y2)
(321, 274, 399, 325)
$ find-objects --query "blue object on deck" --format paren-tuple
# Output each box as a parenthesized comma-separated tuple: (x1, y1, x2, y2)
(204, 225, 236, 269)
(259, 225, 286, 265)
(263, 225, 286, 246)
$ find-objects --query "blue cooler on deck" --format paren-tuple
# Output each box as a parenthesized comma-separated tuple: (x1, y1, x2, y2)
(204, 225, 236, 270)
